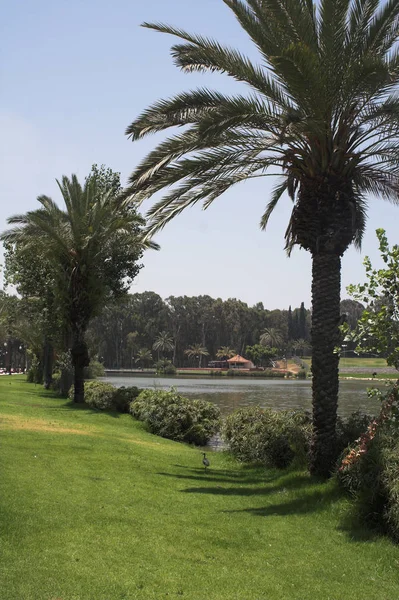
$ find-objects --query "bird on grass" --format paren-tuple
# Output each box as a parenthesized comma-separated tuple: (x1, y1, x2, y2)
(202, 452, 210, 472)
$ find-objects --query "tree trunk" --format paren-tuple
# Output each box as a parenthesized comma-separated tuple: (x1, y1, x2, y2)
(43, 338, 53, 389)
(309, 253, 341, 478)
(71, 334, 90, 403)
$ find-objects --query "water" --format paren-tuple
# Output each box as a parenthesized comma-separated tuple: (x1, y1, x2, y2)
(102, 374, 386, 417)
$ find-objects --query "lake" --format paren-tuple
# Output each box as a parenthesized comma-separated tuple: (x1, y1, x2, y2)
(103, 374, 385, 417)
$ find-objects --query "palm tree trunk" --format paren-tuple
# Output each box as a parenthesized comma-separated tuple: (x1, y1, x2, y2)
(71, 333, 90, 403)
(310, 253, 341, 478)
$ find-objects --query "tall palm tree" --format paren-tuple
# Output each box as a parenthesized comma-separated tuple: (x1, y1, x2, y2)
(152, 331, 174, 360)
(260, 327, 284, 350)
(184, 344, 209, 368)
(1, 174, 147, 403)
(216, 346, 236, 359)
(135, 348, 153, 369)
(124, 1, 399, 477)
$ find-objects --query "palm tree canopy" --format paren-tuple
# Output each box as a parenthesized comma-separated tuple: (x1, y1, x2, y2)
(260, 327, 284, 348)
(125, 0, 399, 255)
(153, 331, 174, 352)
(1, 174, 148, 330)
(135, 348, 153, 363)
(184, 344, 210, 357)
(216, 346, 236, 358)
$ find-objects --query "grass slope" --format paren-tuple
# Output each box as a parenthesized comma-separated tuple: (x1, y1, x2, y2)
(1, 377, 399, 600)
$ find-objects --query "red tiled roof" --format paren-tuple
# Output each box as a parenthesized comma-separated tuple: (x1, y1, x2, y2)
(227, 355, 250, 363)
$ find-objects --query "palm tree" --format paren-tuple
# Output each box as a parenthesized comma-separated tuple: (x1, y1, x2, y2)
(184, 344, 209, 368)
(216, 346, 236, 359)
(152, 331, 174, 360)
(135, 348, 153, 369)
(294, 338, 308, 358)
(124, 1, 399, 477)
(260, 327, 284, 350)
(1, 174, 146, 403)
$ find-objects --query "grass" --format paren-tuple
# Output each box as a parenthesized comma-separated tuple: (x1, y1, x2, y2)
(2, 377, 399, 599)
(302, 357, 389, 369)
(340, 372, 399, 380)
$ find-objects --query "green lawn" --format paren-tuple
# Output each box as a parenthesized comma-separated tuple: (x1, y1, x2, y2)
(302, 357, 392, 372)
(339, 372, 399, 380)
(1, 377, 399, 600)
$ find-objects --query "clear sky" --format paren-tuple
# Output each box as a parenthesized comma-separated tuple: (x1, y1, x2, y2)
(2, 0, 398, 310)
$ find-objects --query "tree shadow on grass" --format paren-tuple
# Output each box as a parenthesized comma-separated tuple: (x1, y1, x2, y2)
(157, 470, 278, 486)
(170, 467, 380, 542)
(57, 401, 123, 419)
(221, 482, 342, 511)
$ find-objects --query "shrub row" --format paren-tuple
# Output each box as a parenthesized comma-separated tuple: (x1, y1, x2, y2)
(130, 388, 221, 446)
(226, 369, 287, 378)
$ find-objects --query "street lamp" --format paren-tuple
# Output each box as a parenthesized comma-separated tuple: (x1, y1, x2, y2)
(342, 344, 347, 359)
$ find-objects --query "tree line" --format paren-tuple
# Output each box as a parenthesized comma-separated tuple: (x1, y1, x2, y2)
(88, 294, 312, 368)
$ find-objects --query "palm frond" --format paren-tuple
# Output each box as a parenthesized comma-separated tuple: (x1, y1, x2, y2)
(260, 178, 289, 230)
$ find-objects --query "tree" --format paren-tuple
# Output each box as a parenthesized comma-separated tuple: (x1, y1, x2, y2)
(260, 327, 284, 350)
(126, 331, 139, 368)
(1, 170, 146, 402)
(245, 344, 277, 367)
(288, 306, 294, 341)
(216, 346, 236, 359)
(152, 331, 174, 360)
(3, 239, 62, 387)
(124, 1, 399, 477)
(184, 344, 209, 368)
(135, 348, 153, 369)
(340, 299, 365, 332)
(299, 303, 307, 341)
(292, 338, 308, 358)
(348, 229, 399, 370)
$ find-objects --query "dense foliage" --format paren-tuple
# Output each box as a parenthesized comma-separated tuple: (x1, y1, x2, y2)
(130, 389, 221, 445)
(223, 406, 312, 469)
(348, 229, 399, 369)
(1, 166, 146, 402)
(68, 381, 141, 412)
(337, 384, 399, 541)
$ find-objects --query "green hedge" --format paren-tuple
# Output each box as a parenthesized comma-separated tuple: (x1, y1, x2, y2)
(68, 381, 141, 412)
(226, 369, 286, 378)
(223, 406, 312, 469)
(130, 389, 221, 446)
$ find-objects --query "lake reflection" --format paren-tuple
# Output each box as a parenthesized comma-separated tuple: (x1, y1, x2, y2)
(103, 374, 385, 417)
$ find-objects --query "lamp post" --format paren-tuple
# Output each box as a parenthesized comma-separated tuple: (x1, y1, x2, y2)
(342, 344, 347, 361)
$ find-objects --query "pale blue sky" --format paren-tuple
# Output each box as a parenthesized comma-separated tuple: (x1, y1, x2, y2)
(2, 0, 398, 309)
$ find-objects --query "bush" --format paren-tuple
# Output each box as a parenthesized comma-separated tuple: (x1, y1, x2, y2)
(84, 360, 105, 379)
(210, 370, 224, 376)
(336, 410, 374, 455)
(130, 388, 221, 445)
(26, 355, 43, 384)
(337, 384, 399, 540)
(49, 352, 74, 396)
(222, 406, 312, 469)
(155, 360, 177, 375)
(163, 363, 177, 375)
(112, 386, 141, 413)
(296, 368, 307, 379)
(68, 380, 115, 410)
(338, 429, 399, 539)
